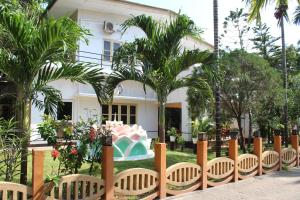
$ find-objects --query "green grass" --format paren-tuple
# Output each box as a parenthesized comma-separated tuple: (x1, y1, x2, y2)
(1, 147, 231, 185)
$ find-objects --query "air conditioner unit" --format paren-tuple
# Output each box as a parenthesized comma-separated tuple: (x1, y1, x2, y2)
(103, 21, 115, 33)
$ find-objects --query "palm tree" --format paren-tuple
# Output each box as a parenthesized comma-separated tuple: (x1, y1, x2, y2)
(0, 6, 109, 184)
(245, 0, 299, 147)
(294, 6, 300, 24)
(187, 68, 214, 121)
(107, 14, 212, 143)
(213, 0, 222, 157)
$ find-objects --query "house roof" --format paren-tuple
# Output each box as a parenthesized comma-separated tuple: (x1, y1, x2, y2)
(46, 0, 213, 49)
(46, 0, 177, 16)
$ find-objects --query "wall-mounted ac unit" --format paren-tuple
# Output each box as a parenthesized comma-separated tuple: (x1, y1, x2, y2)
(103, 21, 115, 33)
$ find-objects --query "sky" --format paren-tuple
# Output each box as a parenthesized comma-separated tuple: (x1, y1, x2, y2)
(128, 0, 300, 48)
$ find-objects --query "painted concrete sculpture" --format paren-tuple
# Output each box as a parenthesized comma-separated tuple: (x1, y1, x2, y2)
(106, 121, 154, 161)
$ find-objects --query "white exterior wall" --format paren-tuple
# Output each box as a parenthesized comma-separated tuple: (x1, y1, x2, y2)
(232, 113, 250, 138)
(75, 9, 202, 140)
(32, 1, 213, 142)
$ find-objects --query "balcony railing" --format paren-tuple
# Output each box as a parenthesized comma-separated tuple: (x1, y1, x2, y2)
(77, 51, 114, 69)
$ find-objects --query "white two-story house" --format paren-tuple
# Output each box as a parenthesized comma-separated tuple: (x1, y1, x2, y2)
(30, 0, 213, 142)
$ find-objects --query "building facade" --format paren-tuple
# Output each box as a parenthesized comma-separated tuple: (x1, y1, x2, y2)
(30, 0, 213, 143)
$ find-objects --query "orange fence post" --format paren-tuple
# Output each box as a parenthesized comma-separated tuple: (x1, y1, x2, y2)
(102, 145, 114, 200)
(291, 134, 299, 167)
(229, 137, 238, 182)
(197, 139, 207, 190)
(253, 136, 263, 176)
(32, 149, 45, 200)
(274, 135, 282, 171)
(154, 143, 166, 199)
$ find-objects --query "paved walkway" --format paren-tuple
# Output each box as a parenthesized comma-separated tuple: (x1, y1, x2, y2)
(166, 168, 300, 200)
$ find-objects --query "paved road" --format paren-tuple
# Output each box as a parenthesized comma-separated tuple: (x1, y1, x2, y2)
(166, 168, 300, 200)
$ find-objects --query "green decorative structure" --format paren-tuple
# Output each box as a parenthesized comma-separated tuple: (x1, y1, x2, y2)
(107, 121, 154, 161)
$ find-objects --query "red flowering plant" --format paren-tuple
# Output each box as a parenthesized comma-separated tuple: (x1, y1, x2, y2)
(38, 116, 110, 176)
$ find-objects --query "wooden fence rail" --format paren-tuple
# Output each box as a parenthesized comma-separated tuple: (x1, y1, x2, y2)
(0, 135, 299, 200)
(166, 162, 202, 196)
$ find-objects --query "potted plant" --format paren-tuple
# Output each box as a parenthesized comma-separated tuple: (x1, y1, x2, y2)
(167, 127, 177, 142)
(221, 121, 231, 138)
(191, 118, 213, 144)
(37, 115, 58, 145)
(191, 130, 198, 144)
(274, 123, 284, 136)
(56, 116, 73, 139)
(229, 128, 239, 139)
(176, 135, 185, 152)
(292, 129, 298, 135)
(253, 130, 261, 137)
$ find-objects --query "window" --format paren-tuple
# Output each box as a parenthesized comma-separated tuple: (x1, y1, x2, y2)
(103, 40, 121, 61)
(57, 102, 72, 120)
(101, 104, 136, 125)
(130, 106, 136, 124)
(102, 105, 109, 124)
(121, 105, 127, 124)
(111, 105, 118, 120)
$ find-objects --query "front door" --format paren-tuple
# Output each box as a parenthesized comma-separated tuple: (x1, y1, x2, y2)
(165, 108, 181, 141)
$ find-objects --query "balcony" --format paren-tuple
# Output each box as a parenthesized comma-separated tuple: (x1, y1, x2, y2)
(77, 51, 113, 73)
(77, 51, 157, 101)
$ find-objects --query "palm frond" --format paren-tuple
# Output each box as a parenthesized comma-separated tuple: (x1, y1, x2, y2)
(0, 6, 35, 53)
(161, 14, 202, 57)
(35, 62, 110, 104)
(32, 85, 62, 116)
(121, 14, 160, 39)
(170, 76, 212, 98)
(294, 6, 300, 25)
(107, 65, 150, 98)
(168, 49, 213, 77)
(0, 49, 22, 84)
(245, 0, 269, 21)
(30, 17, 90, 73)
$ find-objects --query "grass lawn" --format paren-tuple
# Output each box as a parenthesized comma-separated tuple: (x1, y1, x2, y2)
(2, 147, 230, 185)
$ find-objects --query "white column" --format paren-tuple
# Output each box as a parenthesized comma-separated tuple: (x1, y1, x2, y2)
(181, 101, 191, 141)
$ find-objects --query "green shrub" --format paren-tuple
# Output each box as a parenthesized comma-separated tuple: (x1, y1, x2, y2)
(0, 118, 24, 182)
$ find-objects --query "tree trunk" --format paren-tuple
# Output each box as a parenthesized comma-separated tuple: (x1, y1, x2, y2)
(158, 99, 166, 143)
(213, 0, 221, 157)
(248, 110, 252, 150)
(16, 88, 31, 185)
(237, 117, 246, 153)
(280, 17, 289, 148)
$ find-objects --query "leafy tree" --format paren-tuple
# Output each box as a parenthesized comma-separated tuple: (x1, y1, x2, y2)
(289, 73, 300, 129)
(250, 22, 281, 65)
(286, 45, 300, 74)
(221, 8, 253, 146)
(221, 8, 251, 51)
(0, 6, 109, 184)
(219, 50, 279, 153)
(253, 86, 283, 143)
(245, 0, 300, 147)
(107, 14, 212, 143)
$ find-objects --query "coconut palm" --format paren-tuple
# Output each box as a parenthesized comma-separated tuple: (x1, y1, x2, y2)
(213, 0, 222, 157)
(245, 0, 300, 147)
(107, 14, 213, 143)
(0, 6, 109, 184)
(294, 6, 300, 24)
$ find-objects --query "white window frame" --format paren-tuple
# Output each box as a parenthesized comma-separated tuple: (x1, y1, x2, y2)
(101, 104, 137, 125)
(103, 39, 121, 62)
